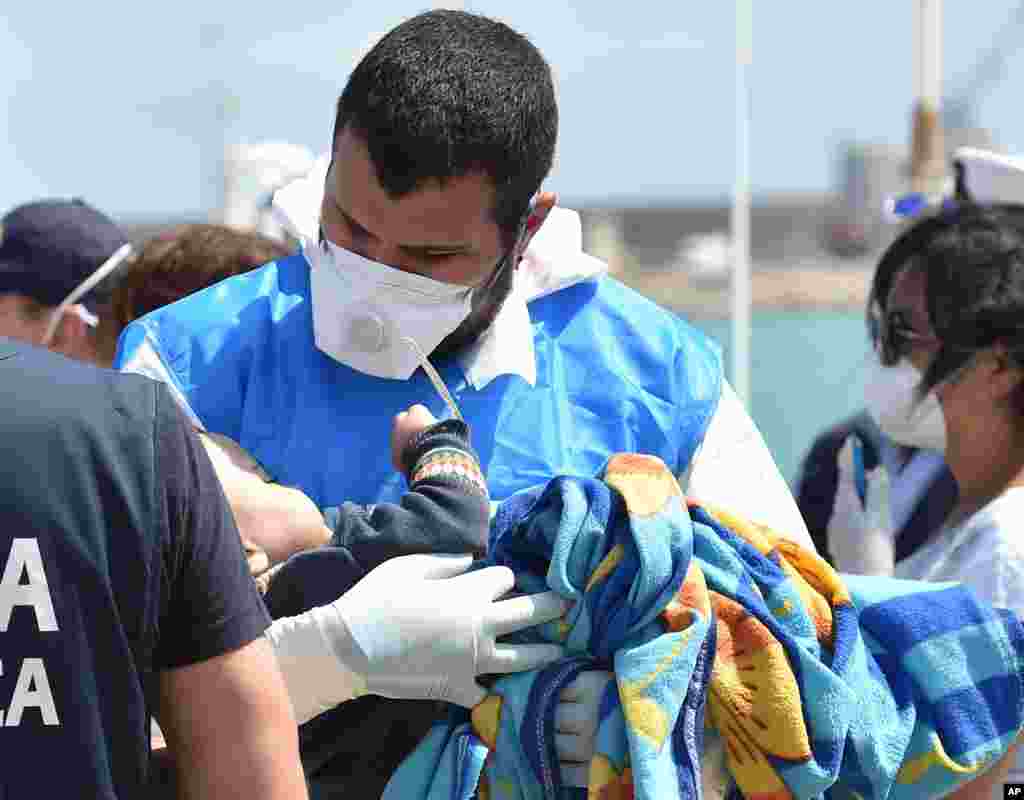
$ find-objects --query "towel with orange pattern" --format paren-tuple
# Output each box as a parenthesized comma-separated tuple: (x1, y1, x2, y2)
(383, 454, 1024, 800)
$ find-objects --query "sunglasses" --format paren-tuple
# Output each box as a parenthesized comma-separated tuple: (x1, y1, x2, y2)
(868, 306, 941, 366)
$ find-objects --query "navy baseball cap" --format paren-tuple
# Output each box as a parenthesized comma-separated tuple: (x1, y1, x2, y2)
(0, 199, 128, 308)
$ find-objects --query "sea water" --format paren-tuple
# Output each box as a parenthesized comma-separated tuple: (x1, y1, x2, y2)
(691, 310, 872, 486)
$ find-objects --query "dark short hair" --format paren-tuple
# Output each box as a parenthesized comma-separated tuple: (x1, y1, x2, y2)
(870, 204, 1024, 412)
(334, 9, 557, 248)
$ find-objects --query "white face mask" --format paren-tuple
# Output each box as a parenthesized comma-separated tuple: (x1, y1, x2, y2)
(307, 238, 474, 381)
(864, 352, 947, 452)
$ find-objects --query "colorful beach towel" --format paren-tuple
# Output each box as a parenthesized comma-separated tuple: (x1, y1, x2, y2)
(384, 454, 1024, 800)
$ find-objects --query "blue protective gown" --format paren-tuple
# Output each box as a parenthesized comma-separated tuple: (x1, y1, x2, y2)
(114, 252, 722, 509)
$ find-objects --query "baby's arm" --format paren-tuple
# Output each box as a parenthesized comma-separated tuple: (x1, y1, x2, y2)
(330, 415, 489, 567)
(262, 407, 490, 619)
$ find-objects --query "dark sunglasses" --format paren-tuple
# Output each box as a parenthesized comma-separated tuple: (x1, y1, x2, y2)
(868, 306, 941, 365)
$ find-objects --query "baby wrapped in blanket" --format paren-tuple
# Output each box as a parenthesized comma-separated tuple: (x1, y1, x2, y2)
(386, 453, 1024, 800)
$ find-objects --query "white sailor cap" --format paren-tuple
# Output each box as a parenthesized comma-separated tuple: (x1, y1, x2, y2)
(953, 147, 1024, 206)
(886, 147, 1024, 221)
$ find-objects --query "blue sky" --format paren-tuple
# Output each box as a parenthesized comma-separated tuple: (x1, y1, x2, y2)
(3, 2, 1024, 218)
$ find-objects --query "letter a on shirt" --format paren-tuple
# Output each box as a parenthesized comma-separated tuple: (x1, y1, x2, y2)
(0, 539, 58, 633)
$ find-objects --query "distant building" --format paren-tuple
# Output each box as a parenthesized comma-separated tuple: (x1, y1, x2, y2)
(825, 129, 1000, 256)
(578, 194, 839, 277)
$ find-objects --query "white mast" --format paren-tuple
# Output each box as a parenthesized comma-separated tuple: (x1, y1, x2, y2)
(911, 0, 947, 196)
(730, 0, 753, 407)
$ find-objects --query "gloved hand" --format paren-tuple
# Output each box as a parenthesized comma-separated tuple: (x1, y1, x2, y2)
(827, 435, 894, 576)
(555, 670, 616, 787)
(266, 553, 569, 723)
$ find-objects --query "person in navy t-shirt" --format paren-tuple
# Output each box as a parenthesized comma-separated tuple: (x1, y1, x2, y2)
(0, 337, 308, 798)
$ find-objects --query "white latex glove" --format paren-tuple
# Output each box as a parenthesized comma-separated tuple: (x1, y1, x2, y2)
(266, 553, 569, 723)
(827, 436, 894, 576)
(555, 670, 615, 787)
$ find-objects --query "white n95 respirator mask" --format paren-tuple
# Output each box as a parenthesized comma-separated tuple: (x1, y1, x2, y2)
(308, 238, 473, 380)
(863, 353, 947, 452)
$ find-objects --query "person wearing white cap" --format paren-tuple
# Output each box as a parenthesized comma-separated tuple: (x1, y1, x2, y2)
(824, 147, 1024, 796)
(869, 146, 1024, 613)
(799, 147, 1024, 582)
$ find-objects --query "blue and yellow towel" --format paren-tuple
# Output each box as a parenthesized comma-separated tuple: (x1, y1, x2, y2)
(384, 454, 1024, 800)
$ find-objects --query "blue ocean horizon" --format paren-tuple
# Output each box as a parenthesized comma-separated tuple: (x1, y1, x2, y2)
(691, 311, 872, 487)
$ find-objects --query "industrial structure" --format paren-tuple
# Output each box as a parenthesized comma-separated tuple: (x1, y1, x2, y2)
(824, 0, 1024, 257)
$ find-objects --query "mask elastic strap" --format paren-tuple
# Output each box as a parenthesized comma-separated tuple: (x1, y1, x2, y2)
(402, 336, 464, 421)
(474, 208, 533, 298)
(41, 242, 134, 346)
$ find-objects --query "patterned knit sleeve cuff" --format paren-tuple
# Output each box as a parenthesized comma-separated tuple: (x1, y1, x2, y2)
(402, 419, 489, 500)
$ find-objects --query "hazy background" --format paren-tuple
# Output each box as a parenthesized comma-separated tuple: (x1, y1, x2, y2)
(3, 2, 1023, 215)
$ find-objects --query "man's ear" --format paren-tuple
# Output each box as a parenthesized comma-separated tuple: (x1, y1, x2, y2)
(48, 306, 93, 362)
(518, 191, 557, 259)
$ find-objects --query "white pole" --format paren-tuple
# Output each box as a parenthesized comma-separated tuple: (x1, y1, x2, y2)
(731, 0, 753, 408)
(919, 0, 943, 110)
(911, 0, 946, 196)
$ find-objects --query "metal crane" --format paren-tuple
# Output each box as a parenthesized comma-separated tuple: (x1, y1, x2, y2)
(943, 1, 1024, 132)
(825, 1, 1024, 257)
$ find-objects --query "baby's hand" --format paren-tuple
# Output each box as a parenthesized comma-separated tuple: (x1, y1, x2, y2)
(391, 404, 439, 473)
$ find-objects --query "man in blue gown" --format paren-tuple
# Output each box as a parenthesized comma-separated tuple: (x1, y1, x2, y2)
(115, 9, 808, 545)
